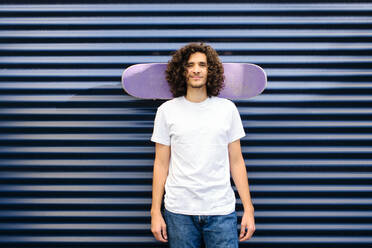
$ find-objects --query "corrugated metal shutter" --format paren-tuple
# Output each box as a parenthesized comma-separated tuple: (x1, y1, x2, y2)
(1, 2, 372, 247)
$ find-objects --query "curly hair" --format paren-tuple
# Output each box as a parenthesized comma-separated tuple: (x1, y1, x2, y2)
(165, 43, 224, 97)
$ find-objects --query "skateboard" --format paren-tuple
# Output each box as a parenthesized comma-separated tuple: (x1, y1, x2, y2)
(122, 63, 267, 100)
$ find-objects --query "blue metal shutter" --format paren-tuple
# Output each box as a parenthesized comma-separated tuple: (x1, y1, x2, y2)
(0, 2, 372, 247)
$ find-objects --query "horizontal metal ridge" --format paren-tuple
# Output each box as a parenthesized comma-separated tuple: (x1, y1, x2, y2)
(5, 81, 372, 91)
(0, 185, 154, 192)
(0, 185, 371, 192)
(1, 16, 372, 25)
(0, 172, 153, 179)
(244, 121, 372, 127)
(0, 197, 152, 204)
(0, 235, 156, 243)
(241, 159, 372, 166)
(1, 69, 371, 77)
(0, 235, 371, 243)
(268, 82, 372, 89)
(1, 223, 372, 230)
(1, 55, 371, 64)
(0, 159, 152, 166)
(2, 29, 372, 38)
(1, 107, 372, 115)
(1, 159, 372, 167)
(0, 146, 155, 154)
(0, 108, 151, 115)
(1, 3, 372, 12)
(1, 146, 372, 155)
(0, 210, 150, 217)
(1, 133, 372, 141)
(238, 108, 372, 114)
(0, 82, 120, 90)
(2, 42, 371, 51)
(241, 147, 372, 153)
(0, 133, 151, 140)
(0, 172, 371, 179)
(1, 120, 372, 128)
(0, 120, 153, 127)
(0, 197, 371, 204)
(256, 211, 372, 217)
(1, 95, 372, 102)
(0, 223, 151, 230)
(0, 210, 371, 218)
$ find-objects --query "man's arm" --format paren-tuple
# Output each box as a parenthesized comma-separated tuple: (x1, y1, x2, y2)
(151, 143, 171, 243)
(228, 139, 255, 242)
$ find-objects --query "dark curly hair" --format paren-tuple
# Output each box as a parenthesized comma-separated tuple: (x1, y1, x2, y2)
(165, 43, 224, 97)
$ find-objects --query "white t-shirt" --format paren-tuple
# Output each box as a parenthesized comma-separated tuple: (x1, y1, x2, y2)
(151, 96, 245, 215)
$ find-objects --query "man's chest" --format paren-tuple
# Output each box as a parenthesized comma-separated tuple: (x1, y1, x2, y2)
(168, 107, 231, 145)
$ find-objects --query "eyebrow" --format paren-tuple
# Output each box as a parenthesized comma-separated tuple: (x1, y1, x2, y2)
(186, 61, 207, 65)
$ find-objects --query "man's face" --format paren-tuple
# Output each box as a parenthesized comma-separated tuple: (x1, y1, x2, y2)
(185, 52, 208, 89)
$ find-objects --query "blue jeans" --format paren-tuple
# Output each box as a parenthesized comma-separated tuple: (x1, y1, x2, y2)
(163, 209, 238, 248)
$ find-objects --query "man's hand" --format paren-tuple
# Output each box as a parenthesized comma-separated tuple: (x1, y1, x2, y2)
(151, 212, 168, 242)
(239, 209, 255, 242)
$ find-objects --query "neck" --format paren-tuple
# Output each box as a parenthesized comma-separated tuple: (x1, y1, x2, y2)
(185, 86, 208, 103)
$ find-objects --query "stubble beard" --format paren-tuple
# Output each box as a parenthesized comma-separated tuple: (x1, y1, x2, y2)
(187, 76, 207, 89)
(189, 83, 205, 89)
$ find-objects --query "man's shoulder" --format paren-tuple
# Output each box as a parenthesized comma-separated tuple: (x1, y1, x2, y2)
(212, 96, 232, 103)
(211, 96, 236, 108)
(158, 96, 183, 110)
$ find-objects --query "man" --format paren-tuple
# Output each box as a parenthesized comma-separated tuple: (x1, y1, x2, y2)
(150, 43, 255, 247)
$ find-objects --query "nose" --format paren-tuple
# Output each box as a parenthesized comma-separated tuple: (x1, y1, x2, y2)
(191, 64, 201, 74)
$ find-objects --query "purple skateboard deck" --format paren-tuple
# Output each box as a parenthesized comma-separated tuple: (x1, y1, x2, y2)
(122, 63, 267, 100)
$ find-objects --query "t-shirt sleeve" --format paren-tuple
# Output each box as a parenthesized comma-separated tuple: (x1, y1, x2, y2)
(228, 102, 246, 143)
(151, 106, 171, 146)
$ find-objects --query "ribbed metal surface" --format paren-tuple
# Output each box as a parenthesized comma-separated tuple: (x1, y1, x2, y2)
(1, 2, 372, 248)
